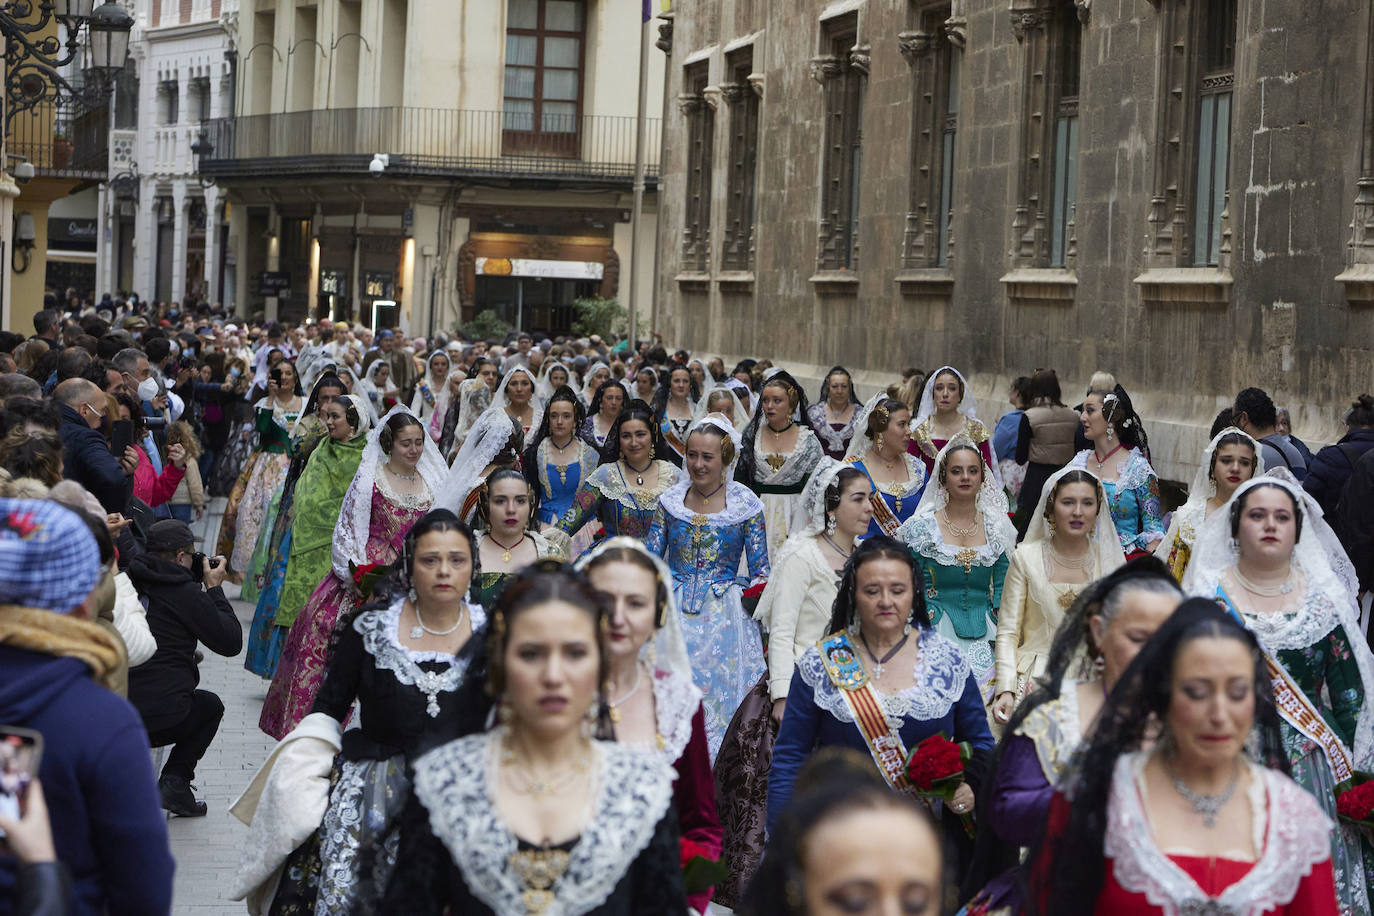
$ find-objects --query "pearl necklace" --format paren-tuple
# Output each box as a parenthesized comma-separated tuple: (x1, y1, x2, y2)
(1232, 565, 1295, 597)
(409, 599, 465, 640)
(384, 462, 419, 483)
(607, 664, 644, 724)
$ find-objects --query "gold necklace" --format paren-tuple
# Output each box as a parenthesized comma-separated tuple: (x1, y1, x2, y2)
(941, 508, 980, 538)
(501, 738, 592, 799)
(607, 664, 644, 724)
(487, 532, 527, 564)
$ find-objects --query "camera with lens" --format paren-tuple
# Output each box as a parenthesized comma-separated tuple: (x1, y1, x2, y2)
(190, 552, 221, 582)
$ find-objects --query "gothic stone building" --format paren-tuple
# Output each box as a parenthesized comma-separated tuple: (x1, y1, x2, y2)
(654, 0, 1374, 482)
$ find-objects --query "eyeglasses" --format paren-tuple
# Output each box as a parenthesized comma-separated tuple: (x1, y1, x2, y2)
(83, 401, 106, 419)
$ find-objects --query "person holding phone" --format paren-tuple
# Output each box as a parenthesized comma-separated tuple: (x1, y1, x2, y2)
(126, 519, 243, 817)
(54, 378, 135, 514)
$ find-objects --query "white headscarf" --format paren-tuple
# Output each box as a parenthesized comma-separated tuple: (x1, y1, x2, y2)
(331, 405, 447, 579)
(1022, 465, 1126, 576)
(337, 365, 378, 426)
(435, 407, 519, 518)
(691, 384, 748, 431)
(410, 350, 454, 420)
(685, 412, 744, 478)
(851, 391, 889, 448)
(493, 365, 543, 434)
(1155, 427, 1266, 562)
(915, 365, 983, 427)
(336, 392, 374, 439)
(1183, 470, 1374, 764)
(536, 361, 574, 403)
(907, 434, 1016, 548)
(686, 357, 718, 394)
(579, 362, 611, 408)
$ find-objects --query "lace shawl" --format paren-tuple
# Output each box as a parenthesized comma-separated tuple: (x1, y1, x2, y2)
(1068, 447, 1157, 492)
(651, 669, 702, 765)
(657, 479, 764, 528)
(587, 460, 680, 510)
(752, 425, 823, 485)
(899, 509, 1016, 569)
(796, 628, 973, 725)
(1103, 753, 1332, 916)
(413, 732, 676, 916)
(807, 401, 859, 454)
(1017, 681, 1083, 786)
(354, 599, 488, 715)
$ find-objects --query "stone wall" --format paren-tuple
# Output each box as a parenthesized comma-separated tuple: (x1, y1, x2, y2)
(655, 0, 1374, 483)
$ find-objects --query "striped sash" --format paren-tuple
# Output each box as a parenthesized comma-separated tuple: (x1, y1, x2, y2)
(818, 631, 915, 793)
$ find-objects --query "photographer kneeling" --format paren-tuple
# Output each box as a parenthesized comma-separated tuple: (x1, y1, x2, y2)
(127, 520, 242, 817)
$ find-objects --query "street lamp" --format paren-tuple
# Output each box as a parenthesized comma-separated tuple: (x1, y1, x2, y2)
(87, 1, 133, 73)
(190, 126, 215, 188)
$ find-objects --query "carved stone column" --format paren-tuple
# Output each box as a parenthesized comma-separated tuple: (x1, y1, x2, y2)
(1010, 3, 1053, 267)
(899, 30, 939, 268)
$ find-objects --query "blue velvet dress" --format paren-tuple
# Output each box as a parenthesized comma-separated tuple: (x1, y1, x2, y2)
(848, 454, 928, 538)
(646, 480, 770, 761)
(533, 438, 599, 526)
(766, 627, 994, 834)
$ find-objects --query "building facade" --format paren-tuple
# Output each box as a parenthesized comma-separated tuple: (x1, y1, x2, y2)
(199, 0, 663, 337)
(655, 0, 1374, 481)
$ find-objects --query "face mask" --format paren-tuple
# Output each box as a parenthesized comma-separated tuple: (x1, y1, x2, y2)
(138, 377, 160, 401)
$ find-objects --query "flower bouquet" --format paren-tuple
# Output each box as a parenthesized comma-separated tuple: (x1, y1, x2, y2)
(906, 732, 975, 837)
(1336, 772, 1374, 841)
(348, 561, 391, 601)
(679, 838, 729, 897)
(741, 579, 767, 617)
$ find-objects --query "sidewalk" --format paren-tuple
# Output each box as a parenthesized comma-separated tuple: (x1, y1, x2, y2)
(166, 499, 274, 914)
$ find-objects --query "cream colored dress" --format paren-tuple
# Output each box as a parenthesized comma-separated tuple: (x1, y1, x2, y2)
(993, 541, 1089, 700)
(752, 537, 840, 701)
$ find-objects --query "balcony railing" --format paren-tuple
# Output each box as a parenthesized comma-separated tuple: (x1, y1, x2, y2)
(8, 101, 109, 180)
(198, 107, 661, 185)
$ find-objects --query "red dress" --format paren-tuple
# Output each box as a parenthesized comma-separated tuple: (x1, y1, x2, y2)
(908, 415, 996, 479)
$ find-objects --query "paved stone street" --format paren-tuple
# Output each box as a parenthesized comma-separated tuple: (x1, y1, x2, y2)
(165, 502, 274, 915)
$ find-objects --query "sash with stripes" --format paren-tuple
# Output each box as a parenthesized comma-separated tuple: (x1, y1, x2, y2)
(844, 457, 904, 538)
(1219, 595, 1355, 783)
(818, 631, 915, 794)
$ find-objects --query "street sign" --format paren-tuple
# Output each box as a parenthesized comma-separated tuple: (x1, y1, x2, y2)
(258, 270, 291, 298)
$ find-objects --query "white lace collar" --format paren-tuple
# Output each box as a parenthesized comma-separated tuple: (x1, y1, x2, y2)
(752, 425, 822, 484)
(1103, 752, 1332, 916)
(354, 599, 488, 717)
(588, 461, 680, 509)
(412, 732, 676, 916)
(657, 479, 763, 527)
(650, 668, 703, 765)
(1069, 448, 1157, 491)
(796, 627, 973, 725)
(808, 401, 859, 452)
(898, 512, 1014, 568)
(1217, 576, 1345, 653)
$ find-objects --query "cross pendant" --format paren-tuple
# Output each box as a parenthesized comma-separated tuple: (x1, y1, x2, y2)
(872, 662, 884, 680)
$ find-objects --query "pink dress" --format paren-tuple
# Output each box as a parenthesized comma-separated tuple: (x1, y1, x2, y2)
(259, 479, 432, 739)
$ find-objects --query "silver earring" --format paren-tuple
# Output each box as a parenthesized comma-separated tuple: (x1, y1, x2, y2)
(903, 620, 912, 636)
(826, 514, 837, 536)
(1106, 427, 1114, 443)
(408, 586, 417, 603)
(847, 617, 860, 635)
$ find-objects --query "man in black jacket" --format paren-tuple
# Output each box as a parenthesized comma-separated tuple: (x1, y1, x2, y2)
(54, 378, 135, 513)
(126, 520, 241, 817)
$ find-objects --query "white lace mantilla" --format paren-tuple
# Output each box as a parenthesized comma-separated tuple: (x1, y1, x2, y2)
(354, 599, 487, 717)
(1069, 448, 1157, 492)
(590, 460, 680, 510)
(807, 401, 858, 454)
(797, 628, 973, 725)
(413, 732, 676, 916)
(657, 479, 763, 527)
(1104, 753, 1331, 916)
(899, 513, 1013, 569)
(651, 668, 703, 765)
(753, 426, 823, 485)
(1227, 574, 1345, 653)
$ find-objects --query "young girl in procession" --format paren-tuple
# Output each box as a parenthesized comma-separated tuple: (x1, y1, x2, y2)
(908, 366, 998, 484)
(848, 393, 928, 537)
(1069, 383, 1166, 559)
(472, 468, 564, 608)
(1154, 426, 1263, 580)
(523, 384, 599, 528)
(736, 369, 824, 561)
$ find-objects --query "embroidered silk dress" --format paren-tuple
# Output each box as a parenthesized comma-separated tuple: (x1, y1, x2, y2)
(224, 399, 301, 584)
(472, 530, 563, 608)
(1068, 448, 1166, 558)
(899, 513, 1012, 700)
(1040, 753, 1339, 916)
(767, 627, 994, 835)
(910, 416, 995, 480)
(849, 453, 928, 538)
(994, 541, 1100, 703)
(386, 732, 687, 915)
(555, 460, 680, 555)
(744, 425, 823, 562)
(532, 437, 598, 526)
(646, 480, 770, 760)
(258, 475, 433, 739)
(807, 401, 859, 461)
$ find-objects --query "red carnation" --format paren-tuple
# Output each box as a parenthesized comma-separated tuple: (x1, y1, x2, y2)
(906, 733, 965, 791)
(351, 562, 381, 586)
(1337, 779, 1374, 822)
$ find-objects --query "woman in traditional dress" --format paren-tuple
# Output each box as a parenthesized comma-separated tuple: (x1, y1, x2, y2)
(736, 369, 824, 561)
(713, 459, 873, 909)
(693, 385, 748, 431)
(806, 365, 861, 461)
(434, 407, 524, 525)
(632, 366, 658, 405)
(847, 394, 928, 537)
(899, 435, 1014, 700)
(409, 350, 451, 430)
(360, 359, 398, 418)
(250, 393, 372, 679)
(1069, 383, 1165, 559)
(653, 364, 699, 465)
(259, 407, 447, 739)
(224, 360, 303, 588)
(535, 361, 572, 406)
(243, 373, 349, 675)
(472, 468, 564, 608)
(440, 369, 494, 459)
(555, 400, 681, 551)
(646, 414, 769, 759)
(959, 559, 1182, 912)
(991, 468, 1126, 724)
(259, 510, 488, 914)
(767, 535, 995, 860)
(686, 356, 716, 393)
(523, 385, 598, 527)
(1154, 427, 1262, 581)
(1026, 599, 1339, 916)
(909, 366, 997, 482)
(1184, 473, 1374, 912)
(580, 361, 612, 410)
(491, 365, 540, 439)
(579, 376, 625, 452)
(383, 564, 687, 915)
(577, 538, 723, 916)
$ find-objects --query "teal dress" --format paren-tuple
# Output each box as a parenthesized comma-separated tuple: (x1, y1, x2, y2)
(898, 511, 1013, 700)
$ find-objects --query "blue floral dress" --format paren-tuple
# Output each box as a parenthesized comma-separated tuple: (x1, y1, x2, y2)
(646, 480, 770, 760)
(1067, 448, 1165, 557)
(533, 438, 598, 526)
(555, 460, 680, 556)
